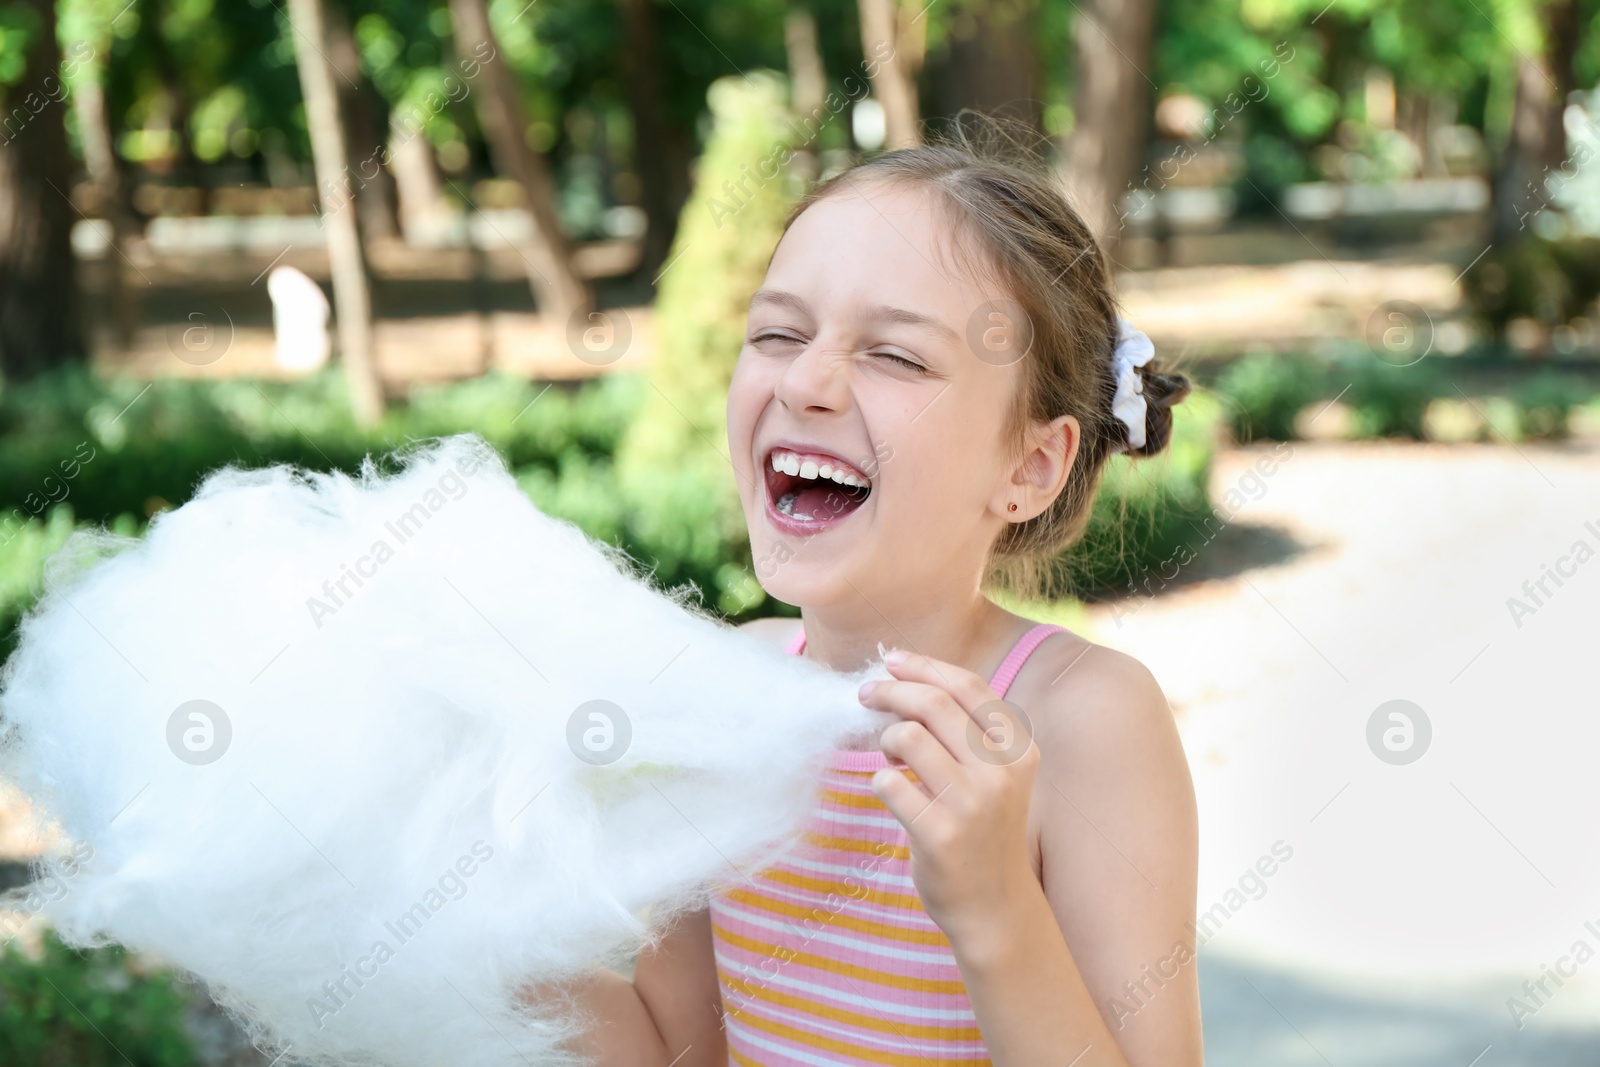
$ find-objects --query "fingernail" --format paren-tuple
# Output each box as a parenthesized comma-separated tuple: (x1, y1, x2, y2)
(858, 680, 877, 701)
(884, 649, 908, 667)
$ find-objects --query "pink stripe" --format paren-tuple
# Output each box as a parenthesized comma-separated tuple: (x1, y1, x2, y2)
(987, 623, 1066, 698)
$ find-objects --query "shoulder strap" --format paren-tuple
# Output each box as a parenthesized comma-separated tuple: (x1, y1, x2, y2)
(989, 623, 1067, 698)
(787, 622, 1065, 698)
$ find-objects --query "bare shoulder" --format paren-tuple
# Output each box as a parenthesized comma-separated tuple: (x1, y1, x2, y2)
(736, 615, 803, 651)
(1011, 630, 1188, 781)
(1011, 629, 1197, 873)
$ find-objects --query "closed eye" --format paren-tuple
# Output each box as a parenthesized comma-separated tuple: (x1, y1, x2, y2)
(751, 330, 805, 346)
(873, 351, 927, 372)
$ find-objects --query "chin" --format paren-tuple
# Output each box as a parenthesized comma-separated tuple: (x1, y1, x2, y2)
(752, 554, 854, 610)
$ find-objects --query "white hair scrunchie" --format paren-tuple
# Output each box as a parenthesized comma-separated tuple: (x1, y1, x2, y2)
(1108, 317, 1156, 454)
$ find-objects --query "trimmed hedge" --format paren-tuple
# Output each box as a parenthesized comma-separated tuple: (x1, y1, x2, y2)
(1214, 351, 1596, 443)
(0, 362, 641, 537)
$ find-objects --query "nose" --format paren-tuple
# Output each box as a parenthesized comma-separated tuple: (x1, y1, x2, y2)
(773, 339, 853, 415)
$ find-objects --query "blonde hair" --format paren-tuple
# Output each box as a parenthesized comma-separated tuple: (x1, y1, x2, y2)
(780, 124, 1191, 599)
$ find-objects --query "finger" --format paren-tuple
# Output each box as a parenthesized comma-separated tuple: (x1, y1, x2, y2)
(883, 651, 1035, 768)
(882, 650, 994, 716)
(877, 718, 961, 798)
(861, 677, 972, 760)
(870, 765, 942, 831)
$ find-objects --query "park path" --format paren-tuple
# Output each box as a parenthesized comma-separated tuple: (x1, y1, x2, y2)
(1082, 437, 1600, 1064)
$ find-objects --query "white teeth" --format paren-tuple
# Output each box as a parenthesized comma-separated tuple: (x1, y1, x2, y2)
(767, 448, 871, 489)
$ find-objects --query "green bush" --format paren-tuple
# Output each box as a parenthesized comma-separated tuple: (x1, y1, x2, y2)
(0, 363, 642, 532)
(1340, 354, 1442, 440)
(1210, 349, 1593, 445)
(1511, 369, 1593, 440)
(0, 928, 198, 1067)
(1214, 350, 1325, 442)
(1048, 389, 1223, 596)
(0, 506, 143, 666)
(1461, 237, 1600, 337)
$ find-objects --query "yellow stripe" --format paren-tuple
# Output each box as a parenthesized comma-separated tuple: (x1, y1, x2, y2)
(758, 868, 924, 912)
(832, 767, 922, 782)
(719, 969, 982, 1042)
(720, 889, 950, 946)
(823, 787, 891, 810)
(730, 1002, 990, 1066)
(729, 1045, 763, 1067)
(711, 923, 968, 995)
(803, 832, 910, 862)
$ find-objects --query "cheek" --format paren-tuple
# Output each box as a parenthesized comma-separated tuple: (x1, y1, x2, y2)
(889, 408, 1003, 510)
(725, 354, 764, 457)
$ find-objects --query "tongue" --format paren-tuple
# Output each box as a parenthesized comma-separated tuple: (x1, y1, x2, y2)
(793, 483, 862, 520)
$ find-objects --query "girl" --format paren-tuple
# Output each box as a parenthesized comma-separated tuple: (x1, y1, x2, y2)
(549, 136, 1202, 1066)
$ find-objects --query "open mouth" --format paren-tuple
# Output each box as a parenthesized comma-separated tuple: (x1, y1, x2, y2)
(763, 446, 872, 529)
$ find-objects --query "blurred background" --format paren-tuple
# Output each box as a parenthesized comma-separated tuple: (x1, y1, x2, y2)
(1, 0, 1599, 1062)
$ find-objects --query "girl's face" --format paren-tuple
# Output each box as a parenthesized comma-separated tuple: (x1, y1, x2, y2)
(727, 181, 1063, 608)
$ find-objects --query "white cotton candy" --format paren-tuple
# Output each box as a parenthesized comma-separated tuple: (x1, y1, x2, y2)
(0, 433, 892, 1067)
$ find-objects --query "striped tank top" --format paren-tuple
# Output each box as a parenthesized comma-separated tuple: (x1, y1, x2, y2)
(709, 621, 1066, 1066)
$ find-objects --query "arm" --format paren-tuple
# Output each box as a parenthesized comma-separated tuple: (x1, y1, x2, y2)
(633, 906, 728, 1066)
(863, 646, 1201, 1066)
(519, 907, 726, 1067)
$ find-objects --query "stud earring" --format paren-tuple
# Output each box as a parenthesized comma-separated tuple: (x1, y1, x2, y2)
(1008, 502, 1019, 513)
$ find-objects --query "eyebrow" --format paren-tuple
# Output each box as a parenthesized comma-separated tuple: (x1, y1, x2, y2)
(748, 288, 962, 344)
(748, 288, 810, 316)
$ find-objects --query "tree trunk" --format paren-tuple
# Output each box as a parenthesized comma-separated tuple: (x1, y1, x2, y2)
(1491, 53, 1554, 244)
(786, 8, 827, 119)
(72, 33, 141, 349)
(326, 3, 401, 244)
(152, 36, 208, 216)
(925, 4, 1041, 137)
(1488, 0, 1578, 249)
(389, 116, 451, 242)
(0, 0, 83, 380)
(617, 0, 691, 281)
(448, 0, 589, 321)
(286, 0, 385, 425)
(785, 5, 827, 180)
(858, 0, 924, 150)
(1541, 0, 1580, 173)
(1060, 0, 1156, 254)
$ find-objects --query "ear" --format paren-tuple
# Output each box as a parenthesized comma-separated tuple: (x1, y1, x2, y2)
(990, 414, 1079, 523)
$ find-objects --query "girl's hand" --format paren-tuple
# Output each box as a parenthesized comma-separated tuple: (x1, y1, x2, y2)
(858, 648, 1040, 951)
